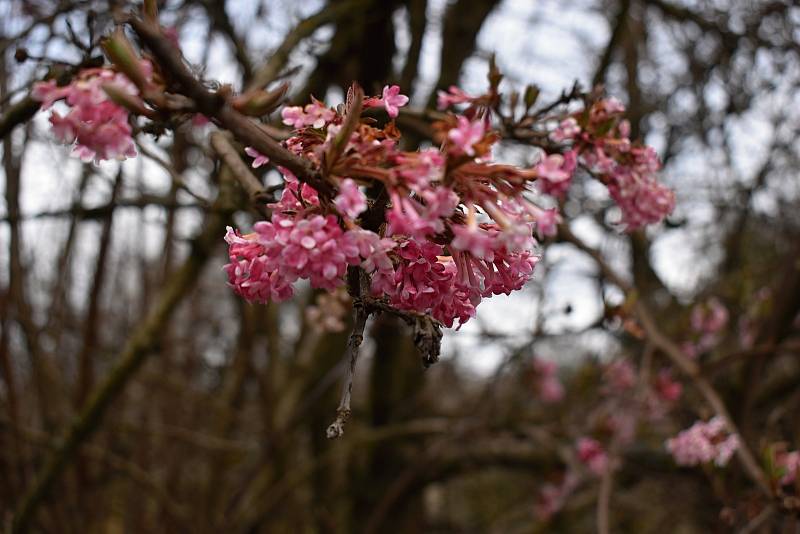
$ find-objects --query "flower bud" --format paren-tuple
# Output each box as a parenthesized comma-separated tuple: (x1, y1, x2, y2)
(232, 82, 289, 116)
(101, 28, 149, 91)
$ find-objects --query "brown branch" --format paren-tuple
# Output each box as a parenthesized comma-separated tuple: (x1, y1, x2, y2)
(0, 96, 39, 140)
(0, 196, 206, 223)
(210, 131, 273, 216)
(427, 0, 502, 107)
(245, 0, 368, 92)
(127, 16, 334, 198)
(592, 0, 631, 87)
(399, 0, 428, 90)
(596, 460, 614, 534)
(1, 417, 191, 527)
(326, 300, 370, 439)
(74, 170, 122, 407)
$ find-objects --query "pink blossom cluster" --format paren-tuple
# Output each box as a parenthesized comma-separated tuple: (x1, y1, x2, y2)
(535, 474, 578, 520)
(224, 171, 395, 302)
(776, 450, 800, 486)
(691, 297, 729, 336)
(550, 98, 675, 229)
(535, 150, 578, 198)
(228, 85, 546, 327)
(32, 67, 145, 163)
(436, 85, 478, 110)
(532, 359, 564, 403)
(666, 416, 739, 467)
(281, 97, 337, 129)
(682, 297, 730, 358)
(226, 84, 670, 328)
(603, 359, 636, 391)
(576, 437, 610, 476)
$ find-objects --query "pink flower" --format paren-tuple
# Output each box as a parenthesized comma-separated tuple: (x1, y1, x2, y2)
(31, 80, 71, 109)
(451, 224, 496, 260)
(551, 117, 581, 142)
(32, 67, 143, 163)
(380, 85, 409, 118)
(604, 359, 636, 391)
(533, 207, 559, 238)
(393, 148, 445, 191)
(281, 106, 306, 128)
(244, 147, 269, 168)
(666, 416, 739, 467)
(536, 150, 577, 198)
(654, 369, 682, 403)
(369, 239, 479, 328)
(584, 144, 674, 229)
(777, 451, 800, 485)
(535, 474, 578, 520)
(576, 438, 609, 476)
(386, 187, 457, 240)
(447, 116, 485, 156)
(341, 229, 395, 274)
(223, 87, 667, 333)
(436, 86, 475, 109)
(334, 178, 367, 219)
(533, 359, 564, 403)
(691, 297, 729, 335)
(280, 99, 335, 129)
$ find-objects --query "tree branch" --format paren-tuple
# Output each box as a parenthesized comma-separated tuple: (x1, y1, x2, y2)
(245, 0, 368, 92)
(11, 171, 237, 534)
(326, 300, 370, 439)
(127, 16, 334, 198)
(210, 131, 274, 216)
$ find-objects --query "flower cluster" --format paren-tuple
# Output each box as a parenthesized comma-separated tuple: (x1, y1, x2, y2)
(306, 289, 351, 333)
(666, 416, 739, 467)
(223, 84, 672, 327)
(549, 98, 675, 229)
(682, 297, 730, 358)
(224, 171, 395, 303)
(535, 473, 578, 520)
(532, 359, 564, 403)
(776, 450, 800, 486)
(576, 437, 609, 476)
(227, 84, 552, 327)
(32, 66, 145, 163)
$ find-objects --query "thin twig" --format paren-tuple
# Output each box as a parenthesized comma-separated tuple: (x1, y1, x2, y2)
(738, 504, 776, 534)
(596, 461, 613, 534)
(210, 131, 273, 216)
(245, 0, 368, 91)
(326, 301, 369, 439)
(136, 140, 210, 204)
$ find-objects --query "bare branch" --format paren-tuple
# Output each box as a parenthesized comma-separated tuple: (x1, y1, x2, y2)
(326, 301, 370, 439)
(127, 16, 334, 198)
